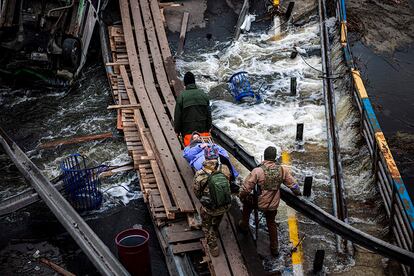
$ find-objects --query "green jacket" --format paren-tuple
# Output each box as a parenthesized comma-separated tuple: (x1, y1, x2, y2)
(174, 84, 212, 136)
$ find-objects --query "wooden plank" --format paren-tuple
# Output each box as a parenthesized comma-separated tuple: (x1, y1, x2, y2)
(201, 239, 232, 276)
(126, 141, 143, 146)
(177, 12, 189, 55)
(106, 61, 130, 66)
(124, 132, 141, 137)
(123, 121, 139, 127)
(39, 132, 113, 149)
(172, 242, 203, 254)
(218, 216, 249, 276)
(120, 0, 194, 213)
(143, 183, 158, 189)
(149, 193, 164, 208)
(125, 136, 140, 142)
(138, 0, 176, 117)
(167, 230, 204, 243)
(159, 2, 182, 8)
(148, 0, 185, 95)
(108, 104, 141, 109)
(227, 203, 267, 275)
(115, 70, 124, 131)
(151, 160, 175, 219)
(40, 258, 76, 276)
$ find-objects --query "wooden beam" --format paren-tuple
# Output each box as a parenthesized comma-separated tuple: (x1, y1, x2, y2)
(106, 61, 130, 66)
(39, 132, 113, 149)
(202, 239, 232, 276)
(159, 2, 182, 8)
(172, 242, 203, 254)
(40, 258, 76, 276)
(167, 230, 204, 243)
(234, 0, 249, 41)
(148, 0, 185, 95)
(218, 216, 249, 276)
(107, 103, 141, 109)
(177, 12, 189, 55)
(150, 160, 176, 219)
(139, 0, 177, 118)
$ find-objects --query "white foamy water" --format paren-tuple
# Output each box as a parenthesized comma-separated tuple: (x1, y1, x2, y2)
(0, 64, 141, 210)
(177, 21, 326, 159)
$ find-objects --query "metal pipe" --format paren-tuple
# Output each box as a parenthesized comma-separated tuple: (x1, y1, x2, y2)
(318, 0, 352, 255)
(47, 0, 74, 17)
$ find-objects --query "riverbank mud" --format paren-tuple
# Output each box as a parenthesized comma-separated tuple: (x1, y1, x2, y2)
(347, 0, 414, 53)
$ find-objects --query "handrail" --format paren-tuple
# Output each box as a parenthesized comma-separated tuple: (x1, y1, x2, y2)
(334, 0, 413, 273)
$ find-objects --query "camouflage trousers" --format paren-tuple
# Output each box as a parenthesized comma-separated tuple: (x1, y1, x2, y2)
(201, 208, 224, 249)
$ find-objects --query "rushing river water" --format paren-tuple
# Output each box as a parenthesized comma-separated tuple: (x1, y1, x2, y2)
(0, 62, 170, 274)
(176, 15, 393, 274)
(0, 64, 140, 205)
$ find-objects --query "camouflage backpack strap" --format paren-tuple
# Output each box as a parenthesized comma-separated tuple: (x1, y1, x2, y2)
(260, 164, 282, 191)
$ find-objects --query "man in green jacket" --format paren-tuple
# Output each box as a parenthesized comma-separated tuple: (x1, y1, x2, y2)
(174, 72, 212, 146)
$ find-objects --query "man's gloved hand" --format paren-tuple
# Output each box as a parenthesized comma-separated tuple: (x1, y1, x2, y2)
(292, 187, 302, 196)
(291, 184, 302, 196)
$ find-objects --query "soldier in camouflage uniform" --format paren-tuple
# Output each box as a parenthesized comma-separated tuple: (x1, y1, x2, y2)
(239, 146, 301, 256)
(193, 145, 231, 257)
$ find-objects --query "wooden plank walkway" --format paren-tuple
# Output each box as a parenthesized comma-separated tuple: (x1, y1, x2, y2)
(106, 0, 251, 275)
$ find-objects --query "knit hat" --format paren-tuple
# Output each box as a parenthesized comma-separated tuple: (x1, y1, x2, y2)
(190, 131, 201, 141)
(204, 144, 219, 160)
(184, 72, 195, 86)
(264, 146, 277, 161)
(189, 131, 202, 147)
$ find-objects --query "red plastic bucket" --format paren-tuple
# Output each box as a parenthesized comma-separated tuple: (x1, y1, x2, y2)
(115, 228, 152, 276)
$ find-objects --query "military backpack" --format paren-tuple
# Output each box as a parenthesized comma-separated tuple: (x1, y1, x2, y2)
(201, 165, 232, 209)
(260, 164, 283, 191)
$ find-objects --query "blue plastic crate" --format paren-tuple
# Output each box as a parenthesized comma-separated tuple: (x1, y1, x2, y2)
(228, 71, 261, 102)
(60, 154, 105, 211)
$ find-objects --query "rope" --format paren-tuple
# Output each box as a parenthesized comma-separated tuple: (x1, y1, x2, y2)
(103, 185, 131, 194)
(296, 50, 344, 79)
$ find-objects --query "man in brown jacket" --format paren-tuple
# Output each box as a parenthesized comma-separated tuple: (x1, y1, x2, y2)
(238, 146, 301, 256)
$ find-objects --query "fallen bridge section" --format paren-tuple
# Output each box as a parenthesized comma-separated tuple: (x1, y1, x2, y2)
(0, 129, 129, 276)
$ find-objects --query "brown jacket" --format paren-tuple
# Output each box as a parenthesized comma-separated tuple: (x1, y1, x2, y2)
(240, 160, 298, 211)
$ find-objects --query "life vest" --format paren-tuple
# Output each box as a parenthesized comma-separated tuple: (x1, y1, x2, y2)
(260, 164, 283, 191)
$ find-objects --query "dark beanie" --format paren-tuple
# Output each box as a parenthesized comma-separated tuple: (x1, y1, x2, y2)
(264, 146, 277, 161)
(184, 72, 195, 86)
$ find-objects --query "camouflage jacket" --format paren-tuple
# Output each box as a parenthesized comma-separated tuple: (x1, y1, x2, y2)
(193, 159, 231, 215)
